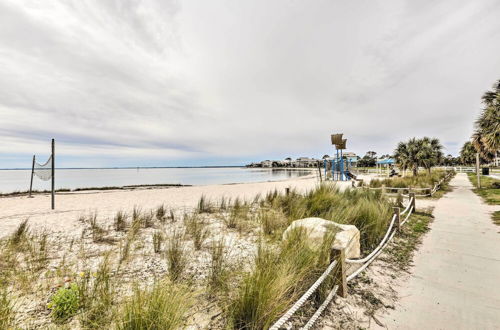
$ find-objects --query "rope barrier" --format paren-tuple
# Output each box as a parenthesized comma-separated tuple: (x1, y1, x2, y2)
(269, 259, 338, 330)
(300, 285, 339, 330)
(270, 171, 455, 329)
(345, 214, 397, 264)
(346, 229, 397, 282)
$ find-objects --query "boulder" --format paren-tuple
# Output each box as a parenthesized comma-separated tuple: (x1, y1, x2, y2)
(282, 217, 360, 258)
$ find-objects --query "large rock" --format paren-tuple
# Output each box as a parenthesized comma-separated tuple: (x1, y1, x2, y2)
(282, 217, 360, 258)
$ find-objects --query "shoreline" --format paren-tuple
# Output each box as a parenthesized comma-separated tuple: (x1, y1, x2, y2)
(0, 174, 324, 239)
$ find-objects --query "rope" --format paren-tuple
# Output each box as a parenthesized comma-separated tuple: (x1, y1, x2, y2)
(300, 285, 339, 330)
(345, 214, 396, 264)
(269, 259, 338, 330)
(400, 198, 413, 215)
(270, 172, 454, 328)
(347, 229, 397, 281)
(400, 206, 413, 225)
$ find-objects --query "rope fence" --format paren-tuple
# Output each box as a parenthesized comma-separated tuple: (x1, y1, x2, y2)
(270, 170, 454, 329)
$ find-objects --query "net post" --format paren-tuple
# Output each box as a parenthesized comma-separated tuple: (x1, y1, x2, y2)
(51, 139, 55, 210)
(29, 155, 35, 198)
(332, 247, 347, 297)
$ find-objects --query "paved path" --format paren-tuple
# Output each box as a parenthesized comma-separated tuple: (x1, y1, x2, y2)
(374, 173, 500, 330)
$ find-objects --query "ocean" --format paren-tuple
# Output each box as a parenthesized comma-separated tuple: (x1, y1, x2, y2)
(0, 167, 313, 194)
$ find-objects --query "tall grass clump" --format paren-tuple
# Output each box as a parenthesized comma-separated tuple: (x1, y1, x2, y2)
(114, 210, 127, 231)
(10, 219, 29, 246)
(152, 231, 164, 253)
(166, 231, 187, 282)
(155, 204, 166, 222)
(0, 287, 14, 329)
(228, 229, 335, 329)
(258, 184, 394, 252)
(117, 280, 192, 330)
(197, 195, 213, 213)
(184, 213, 209, 250)
(78, 255, 115, 328)
(208, 238, 229, 294)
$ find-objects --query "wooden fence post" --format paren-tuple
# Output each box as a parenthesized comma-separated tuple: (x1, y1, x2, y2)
(409, 192, 416, 210)
(393, 207, 401, 231)
(332, 248, 347, 297)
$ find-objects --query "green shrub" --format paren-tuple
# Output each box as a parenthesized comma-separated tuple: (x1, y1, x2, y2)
(48, 283, 80, 322)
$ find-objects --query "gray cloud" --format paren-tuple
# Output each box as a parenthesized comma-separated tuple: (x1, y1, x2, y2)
(1, 0, 499, 167)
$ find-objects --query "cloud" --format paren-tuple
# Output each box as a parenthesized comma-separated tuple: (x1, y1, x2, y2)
(0, 0, 499, 168)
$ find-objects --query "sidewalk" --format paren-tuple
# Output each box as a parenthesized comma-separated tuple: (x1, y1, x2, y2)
(374, 173, 500, 329)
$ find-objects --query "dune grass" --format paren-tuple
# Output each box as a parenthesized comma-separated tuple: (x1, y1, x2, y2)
(369, 170, 452, 189)
(259, 184, 393, 251)
(117, 279, 192, 330)
(228, 228, 336, 329)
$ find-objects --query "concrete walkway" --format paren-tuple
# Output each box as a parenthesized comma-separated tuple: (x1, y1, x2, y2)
(374, 173, 500, 330)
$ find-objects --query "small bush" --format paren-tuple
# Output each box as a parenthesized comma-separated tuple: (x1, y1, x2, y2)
(117, 280, 192, 330)
(48, 283, 80, 322)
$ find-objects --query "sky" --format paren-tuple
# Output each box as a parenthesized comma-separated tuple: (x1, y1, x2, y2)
(0, 0, 499, 168)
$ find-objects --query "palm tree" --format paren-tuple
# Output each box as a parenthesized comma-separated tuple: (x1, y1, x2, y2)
(394, 137, 443, 176)
(472, 80, 500, 162)
(460, 142, 476, 165)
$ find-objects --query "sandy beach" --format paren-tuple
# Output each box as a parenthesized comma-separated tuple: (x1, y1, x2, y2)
(1, 174, 340, 239)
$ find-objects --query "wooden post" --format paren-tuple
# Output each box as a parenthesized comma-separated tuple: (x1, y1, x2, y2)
(51, 139, 55, 210)
(29, 155, 35, 198)
(393, 207, 401, 231)
(476, 152, 481, 188)
(332, 248, 347, 297)
(317, 161, 323, 182)
(409, 192, 415, 210)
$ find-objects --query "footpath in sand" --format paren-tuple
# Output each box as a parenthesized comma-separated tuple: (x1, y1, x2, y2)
(374, 173, 500, 329)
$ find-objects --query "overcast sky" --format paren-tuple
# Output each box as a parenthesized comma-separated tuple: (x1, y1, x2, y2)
(1, 0, 499, 168)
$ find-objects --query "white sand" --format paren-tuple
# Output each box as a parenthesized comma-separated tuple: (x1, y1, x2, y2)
(0, 174, 331, 239)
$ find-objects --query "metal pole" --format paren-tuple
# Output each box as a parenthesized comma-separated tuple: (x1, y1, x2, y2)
(29, 155, 35, 198)
(51, 139, 55, 210)
(340, 149, 344, 181)
(476, 152, 480, 189)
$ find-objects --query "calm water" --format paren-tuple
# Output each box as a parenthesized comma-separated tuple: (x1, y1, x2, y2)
(0, 167, 312, 193)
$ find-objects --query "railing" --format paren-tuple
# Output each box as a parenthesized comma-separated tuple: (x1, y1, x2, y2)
(357, 171, 454, 197)
(270, 171, 455, 329)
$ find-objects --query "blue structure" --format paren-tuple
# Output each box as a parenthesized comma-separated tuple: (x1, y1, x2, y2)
(324, 150, 353, 181)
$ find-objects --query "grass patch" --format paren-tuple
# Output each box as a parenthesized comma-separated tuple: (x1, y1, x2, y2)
(117, 279, 192, 330)
(227, 228, 336, 329)
(166, 231, 188, 282)
(468, 173, 500, 205)
(492, 211, 500, 226)
(369, 170, 452, 190)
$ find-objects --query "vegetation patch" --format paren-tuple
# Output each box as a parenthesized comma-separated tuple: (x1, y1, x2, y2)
(468, 173, 500, 205)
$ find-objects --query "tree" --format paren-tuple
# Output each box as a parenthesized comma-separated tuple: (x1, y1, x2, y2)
(393, 137, 443, 176)
(472, 79, 500, 162)
(366, 151, 377, 158)
(460, 142, 476, 165)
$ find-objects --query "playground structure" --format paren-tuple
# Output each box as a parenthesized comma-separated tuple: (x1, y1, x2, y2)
(325, 134, 355, 181)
